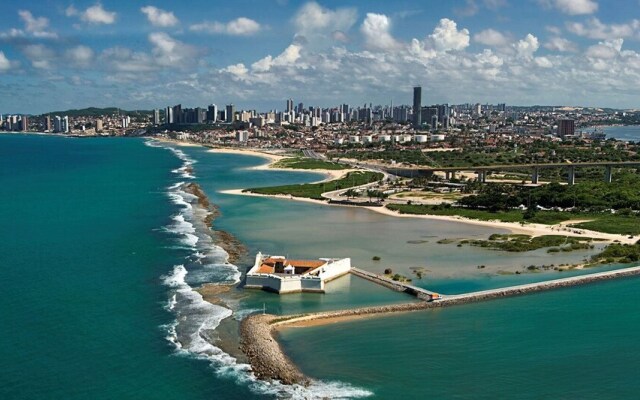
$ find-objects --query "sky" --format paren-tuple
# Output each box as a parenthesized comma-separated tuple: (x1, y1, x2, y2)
(2, 0, 640, 114)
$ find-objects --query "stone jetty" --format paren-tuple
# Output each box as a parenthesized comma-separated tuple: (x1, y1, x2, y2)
(241, 265, 640, 385)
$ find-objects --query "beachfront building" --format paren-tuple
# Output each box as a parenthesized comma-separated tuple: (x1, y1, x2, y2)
(245, 252, 351, 294)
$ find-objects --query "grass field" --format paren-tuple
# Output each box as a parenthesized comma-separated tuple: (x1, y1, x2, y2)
(271, 157, 348, 170)
(246, 171, 383, 200)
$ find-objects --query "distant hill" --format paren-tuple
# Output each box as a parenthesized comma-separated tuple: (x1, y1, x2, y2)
(42, 107, 153, 117)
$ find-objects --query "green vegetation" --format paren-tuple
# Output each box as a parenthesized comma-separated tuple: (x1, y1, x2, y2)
(459, 175, 640, 211)
(272, 157, 348, 170)
(44, 107, 152, 118)
(337, 140, 640, 168)
(389, 204, 572, 224)
(592, 241, 640, 264)
(387, 203, 640, 235)
(570, 215, 640, 236)
(386, 273, 412, 283)
(461, 234, 595, 252)
(246, 171, 383, 200)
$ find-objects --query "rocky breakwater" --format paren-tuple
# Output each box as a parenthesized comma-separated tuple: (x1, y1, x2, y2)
(240, 265, 640, 385)
(239, 314, 309, 385)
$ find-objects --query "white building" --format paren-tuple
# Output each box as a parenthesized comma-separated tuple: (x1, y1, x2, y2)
(245, 252, 351, 294)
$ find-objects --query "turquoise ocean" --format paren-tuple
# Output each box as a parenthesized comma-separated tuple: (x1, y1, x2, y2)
(2, 133, 639, 399)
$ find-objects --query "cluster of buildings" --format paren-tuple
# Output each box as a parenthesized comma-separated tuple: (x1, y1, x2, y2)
(1, 115, 29, 131)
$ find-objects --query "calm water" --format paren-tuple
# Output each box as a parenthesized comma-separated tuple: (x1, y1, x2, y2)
(280, 276, 640, 399)
(599, 125, 640, 142)
(2, 133, 638, 399)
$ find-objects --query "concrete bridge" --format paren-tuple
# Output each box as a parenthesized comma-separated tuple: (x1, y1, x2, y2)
(379, 161, 640, 185)
(350, 267, 439, 300)
(352, 265, 640, 303)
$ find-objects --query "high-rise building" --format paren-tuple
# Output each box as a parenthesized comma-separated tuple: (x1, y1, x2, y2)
(413, 86, 422, 128)
(54, 116, 62, 132)
(96, 119, 103, 132)
(286, 99, 293, 113)
(207, 104, 218, 122)
(172, 104, 182, 124)
(165, 107, 173, 125)
(44, 115, 51, 132)
(226, 104, 235, 123)
(20, 116, 28, 131)
(153, 109, 160, 125)
(558, 119, 575, 138)
(63, 116, 69, 133)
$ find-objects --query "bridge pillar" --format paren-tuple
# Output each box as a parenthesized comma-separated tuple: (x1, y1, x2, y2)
(450, 171, 457, 180)
(567, 166, 575, 185)
(532, 167, 539, 184)
(604, 165, 613, 183)
(445, 171, 451, 180)
(477, 171, 486, 183)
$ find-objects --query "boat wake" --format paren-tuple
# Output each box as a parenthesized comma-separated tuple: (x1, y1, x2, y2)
(148, 139, 373, 399)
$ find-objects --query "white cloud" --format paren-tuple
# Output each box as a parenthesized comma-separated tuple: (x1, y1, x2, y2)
(99, 47, 157, 73)
(66, 45, 94, 67)
(141, 6, 178, 27)
(566, 18, 640, 40)
(474, 29, 509, 47)
(455, 0, 508, 16)
(361, 13, 398, 51)
(429, 18, 470, 52)
(534, 56, 553, 68)
(67, 3, 117, 25)
(190, 17, 260, 36)
(21, 44, 56, 69)
(585, 38, 623, 59)
(292, 2, 357, 38)
(546, 0, 598, 15)
(544, 37, 578, 52)
(148, 32, 198, 67)
(18, 10, 48, 33)
(515, 34, 539, 58)
(221, 63, 249, 80)
(5, 10, 58, 39)
(0, 51, 11, 72)
(251, 44, 303, 72)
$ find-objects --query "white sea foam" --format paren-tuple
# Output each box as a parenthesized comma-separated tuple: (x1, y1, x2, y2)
(151, 140, 373, 398)
(161, 264, 188, 288)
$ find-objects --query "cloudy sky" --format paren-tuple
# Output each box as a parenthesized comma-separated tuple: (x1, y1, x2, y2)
(1, 0, 640, 114)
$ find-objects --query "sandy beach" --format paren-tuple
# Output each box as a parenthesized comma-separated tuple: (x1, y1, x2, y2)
(152, 137, 636, 244)
(220, 188, 636, 244)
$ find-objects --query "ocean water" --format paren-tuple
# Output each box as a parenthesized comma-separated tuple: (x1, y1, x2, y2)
(279, 276, 640, 399)
(0, 134, 258, 399)
(599, 125, 640, 142)
(3, 133, 637, 399)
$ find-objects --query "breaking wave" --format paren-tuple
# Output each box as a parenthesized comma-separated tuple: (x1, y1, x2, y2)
(149, 139, 373, 399)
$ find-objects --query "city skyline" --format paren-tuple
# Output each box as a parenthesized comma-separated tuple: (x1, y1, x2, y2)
(2, 0, 640, 113)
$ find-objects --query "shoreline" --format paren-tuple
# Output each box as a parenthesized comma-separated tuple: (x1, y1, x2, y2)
(219, 189, 636, 244)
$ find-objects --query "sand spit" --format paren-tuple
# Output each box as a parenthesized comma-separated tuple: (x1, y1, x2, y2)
(241, 265, 640, 385)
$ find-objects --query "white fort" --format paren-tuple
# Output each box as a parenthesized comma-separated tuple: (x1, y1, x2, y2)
(245, 252, 351, 294)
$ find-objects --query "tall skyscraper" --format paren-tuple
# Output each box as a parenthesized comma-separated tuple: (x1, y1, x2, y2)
(286, 98, 293, 113)
(165, 107, 173, 125)
(226, 104, 235, 123)
(20, 116, 28, 131)
(44, 115, 51, 132)
(207, 104, 218, 122)
(153, 109, 160, 125)
(413, 86, 422, 128)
